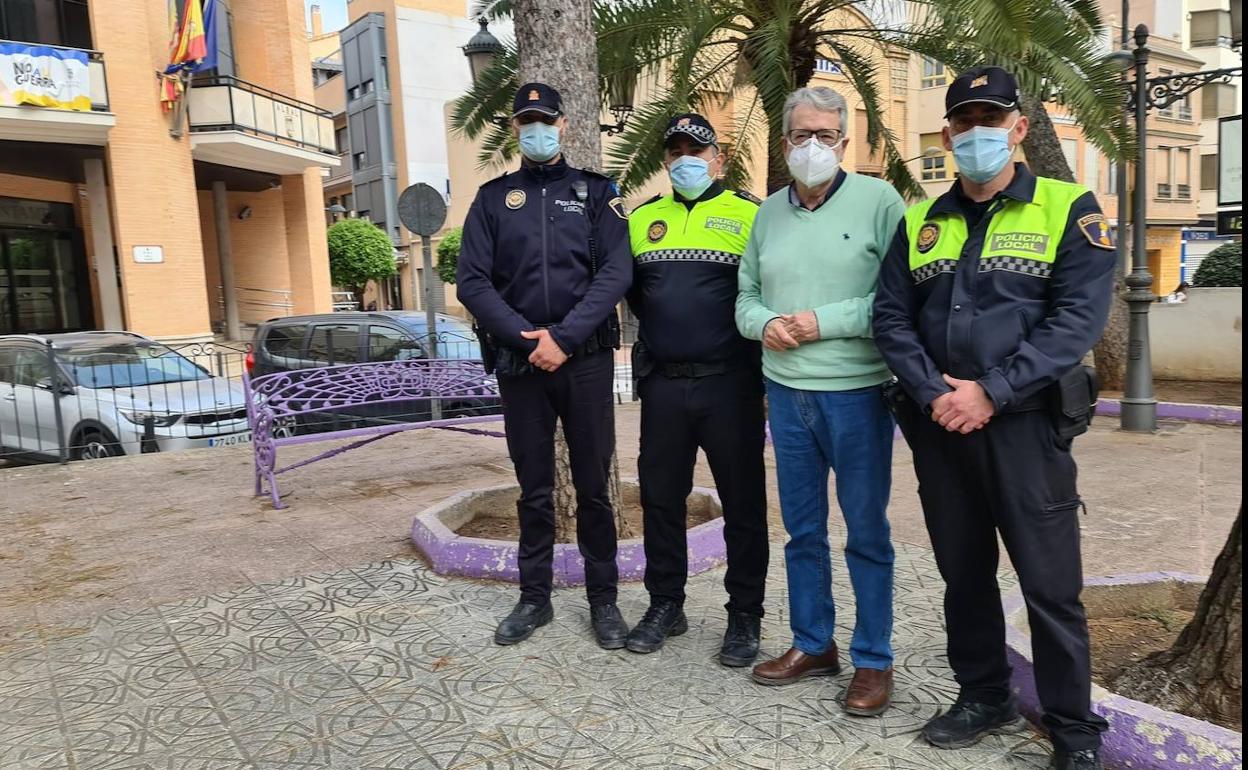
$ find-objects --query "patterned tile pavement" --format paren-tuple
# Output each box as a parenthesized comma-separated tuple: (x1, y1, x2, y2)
(0, 543, 1056, 770)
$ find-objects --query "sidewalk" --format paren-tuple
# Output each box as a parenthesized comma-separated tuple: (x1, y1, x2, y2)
(0, 405, 1240, 769)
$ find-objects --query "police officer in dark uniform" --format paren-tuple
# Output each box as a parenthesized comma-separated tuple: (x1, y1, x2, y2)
(457, 82, 632, 649)
(623, 114, 768, 666)
(873, 67, 1114, 770)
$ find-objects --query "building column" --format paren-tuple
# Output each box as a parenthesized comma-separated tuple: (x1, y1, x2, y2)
(82, 158, 124, 330)
(282, 168, 333, 315)
(211, 181, 242, 341)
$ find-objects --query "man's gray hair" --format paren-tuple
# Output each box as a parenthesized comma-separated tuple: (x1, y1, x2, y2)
(782, 87, 848, 135)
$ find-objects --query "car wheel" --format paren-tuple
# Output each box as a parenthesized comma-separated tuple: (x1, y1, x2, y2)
(272, 416, 298, 439)
(75, 429, 123, 461)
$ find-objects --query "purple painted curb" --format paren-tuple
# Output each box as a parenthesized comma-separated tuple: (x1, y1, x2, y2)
(1096, 399, 1242, 425)
(1004, 574, 1242, 770)
(411, 483, 726, 585)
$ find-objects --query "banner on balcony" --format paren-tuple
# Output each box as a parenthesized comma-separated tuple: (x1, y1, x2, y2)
(0, 43, 91, 111)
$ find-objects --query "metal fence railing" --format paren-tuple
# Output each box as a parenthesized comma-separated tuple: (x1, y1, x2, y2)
(0, 323, 644, 467)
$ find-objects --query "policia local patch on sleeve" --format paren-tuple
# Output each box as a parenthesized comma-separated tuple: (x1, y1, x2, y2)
(1076, 213, 1115, 250)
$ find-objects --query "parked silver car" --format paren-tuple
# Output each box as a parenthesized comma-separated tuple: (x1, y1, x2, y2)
(0, 332, 251, 462)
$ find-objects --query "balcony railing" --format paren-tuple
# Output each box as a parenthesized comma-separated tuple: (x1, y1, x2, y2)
(188, 76, 335, 156)
(0, 39, 109, 112)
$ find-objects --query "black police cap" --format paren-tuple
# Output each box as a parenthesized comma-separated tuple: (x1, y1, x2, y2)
(512, 82, 563, 118)
(664, 113, 718, 147)
(944, 66, 1021, 118)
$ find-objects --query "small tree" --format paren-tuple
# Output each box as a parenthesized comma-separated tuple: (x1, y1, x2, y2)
(327, 218, 397, 307)
(436, 227, 463, 286)
(1192, 242, 1242, 288)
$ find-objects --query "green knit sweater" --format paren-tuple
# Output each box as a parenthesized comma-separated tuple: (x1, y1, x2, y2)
(735, 172, 905, 391)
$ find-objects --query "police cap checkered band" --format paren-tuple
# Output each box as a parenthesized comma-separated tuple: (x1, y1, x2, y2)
(663, 113, 718, 146)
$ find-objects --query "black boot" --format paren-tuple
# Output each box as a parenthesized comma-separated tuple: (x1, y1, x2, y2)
(718, 611, 761, 667)
(625, 602, 688, 654)
(493, 602, 553, 645)
(590, 603, 629, 650)
(1049, 749, 1102, 770)
(921, 697, 1028, 749)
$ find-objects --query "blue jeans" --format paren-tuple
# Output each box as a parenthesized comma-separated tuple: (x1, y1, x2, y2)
(766, 379, 895, 670)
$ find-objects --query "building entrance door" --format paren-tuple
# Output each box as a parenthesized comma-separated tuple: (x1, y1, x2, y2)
(0, 228, 89, 335)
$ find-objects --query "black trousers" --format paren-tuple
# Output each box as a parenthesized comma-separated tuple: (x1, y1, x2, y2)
(637, 367, 768, 615)
(498, 350, 618, 607)
(898, 404, 1109, 752)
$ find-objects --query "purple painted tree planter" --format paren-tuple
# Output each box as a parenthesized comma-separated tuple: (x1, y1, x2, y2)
(411, 482, 726, 585)
(1095, 399, 1242, 425)
(1004, 574, 1242, 770)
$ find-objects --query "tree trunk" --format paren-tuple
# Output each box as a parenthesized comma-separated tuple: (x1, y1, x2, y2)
(1112, 509, 1242, 730)
(513, 0, 600, 171)
(1019, 95, 1128, 389)
(511, 0, 626, 541)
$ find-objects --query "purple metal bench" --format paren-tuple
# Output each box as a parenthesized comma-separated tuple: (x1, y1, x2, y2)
(244, 359, 503, 509)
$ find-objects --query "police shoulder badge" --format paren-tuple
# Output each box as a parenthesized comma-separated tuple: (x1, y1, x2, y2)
(505, 189, 527, 210)
(916, 223, 940, 254)
(608, 196, 628, 220)
(647, 220, 667, 243)
(1076, 213, 1115, 251)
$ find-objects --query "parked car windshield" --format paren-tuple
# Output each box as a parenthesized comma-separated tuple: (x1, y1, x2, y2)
(59, 343, 211, 388)
(395, 318, 482, 360)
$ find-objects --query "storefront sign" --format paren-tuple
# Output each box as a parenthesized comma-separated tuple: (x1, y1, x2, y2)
(132, 246, 164, 264)
(0, 42, 91, 111)
(1218, 116, 1241, 208)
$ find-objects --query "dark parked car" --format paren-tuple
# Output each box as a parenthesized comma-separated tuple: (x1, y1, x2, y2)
(248, 312, 500, 431)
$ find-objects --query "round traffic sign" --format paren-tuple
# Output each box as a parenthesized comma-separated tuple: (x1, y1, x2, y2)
(397, 183, 447, 236)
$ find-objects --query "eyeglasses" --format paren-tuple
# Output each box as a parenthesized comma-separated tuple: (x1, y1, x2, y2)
(786, 129, 843, 147)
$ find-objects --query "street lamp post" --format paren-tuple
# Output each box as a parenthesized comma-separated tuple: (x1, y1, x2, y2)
(1122, 25, 1155, 432)
(1120, 24, 1243, 432)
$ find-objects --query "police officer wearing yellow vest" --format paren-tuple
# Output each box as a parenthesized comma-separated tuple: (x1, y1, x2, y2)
(623, 114, 769, 666)
(873, 67, 1113, 770)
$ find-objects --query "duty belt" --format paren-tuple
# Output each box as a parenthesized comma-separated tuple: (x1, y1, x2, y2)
(657, 360, 738, 379)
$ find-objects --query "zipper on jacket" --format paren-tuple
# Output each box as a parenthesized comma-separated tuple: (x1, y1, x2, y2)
(540, 185, 552, 320)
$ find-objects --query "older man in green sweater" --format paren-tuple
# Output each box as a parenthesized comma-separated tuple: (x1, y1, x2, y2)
(736, 86, 905, 716)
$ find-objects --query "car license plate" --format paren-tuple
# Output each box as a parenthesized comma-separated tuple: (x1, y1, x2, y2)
(209, 432, 252, 447)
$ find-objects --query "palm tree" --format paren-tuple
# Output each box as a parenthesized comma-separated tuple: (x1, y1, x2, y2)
(454, 0, 1131, 200)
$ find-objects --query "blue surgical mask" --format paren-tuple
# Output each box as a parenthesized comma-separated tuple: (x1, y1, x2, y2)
(668, 155, 714, 199)
(518, 122, 561, 162)
(951, 121, 1017, 183)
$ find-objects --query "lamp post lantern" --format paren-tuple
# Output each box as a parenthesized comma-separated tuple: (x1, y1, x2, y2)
(463, 17, 504, 87)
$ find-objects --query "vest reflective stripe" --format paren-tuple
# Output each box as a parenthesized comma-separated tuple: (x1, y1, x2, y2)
(904, 177, 1089, 280)
(629, 190, 756, 261)
(635, 248, 742, 265)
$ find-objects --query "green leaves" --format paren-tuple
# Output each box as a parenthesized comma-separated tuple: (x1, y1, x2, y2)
(1192, 243, 1242, 288)
(435, 227, 464, 286)
(450, 0, 1132, 197)
(326, 219, 398, 293)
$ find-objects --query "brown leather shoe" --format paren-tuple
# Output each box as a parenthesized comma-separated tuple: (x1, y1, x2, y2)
(751, 643, 842, 686)
(844, 666, 893, 716)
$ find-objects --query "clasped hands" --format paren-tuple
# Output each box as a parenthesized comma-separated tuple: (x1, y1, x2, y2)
(762, 311, 819, 351)
(521, 328, 568, 372)
(931, 374, 994, 434)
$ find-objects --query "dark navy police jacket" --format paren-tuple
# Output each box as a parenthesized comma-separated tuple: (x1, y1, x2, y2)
(873, 164, 1116, 413)
(456, 157, 631, 355)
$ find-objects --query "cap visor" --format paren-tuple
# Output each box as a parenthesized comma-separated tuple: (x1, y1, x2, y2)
(512, 106, 561, 118)
(944, 97, 1017, 118)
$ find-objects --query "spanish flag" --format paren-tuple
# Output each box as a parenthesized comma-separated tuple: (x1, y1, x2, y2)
(168, 0, 207, 66)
